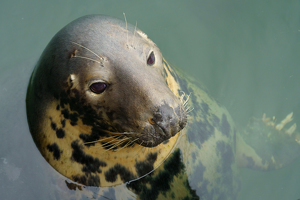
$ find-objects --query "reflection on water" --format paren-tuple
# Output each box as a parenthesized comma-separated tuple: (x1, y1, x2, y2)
(1, 0, 300, 199)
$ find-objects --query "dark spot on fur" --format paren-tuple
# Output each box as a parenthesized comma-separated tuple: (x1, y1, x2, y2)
(70, 121, 77, 126)
(217, 141, 234, 175)
(190, 160, 205, 183)
(189, 93, 201, 115)
(171, 192, 175, 199)
(135, 153, 157, 176)
(127, 149, 196, 200)
(72, 175, 86, 186)
(56, 128, 65, 138)
(56, 105, 60, 110)
(58, 89, 113, 135)
(51, 122, 57, 130)
(221, 114, 230, 137)
(201, 102, 209, 115)
(79, 127, 110, 147)
(105, 164, 136, 183)
(62, 109, 70, 119)
(71, 141, 107, 174)
(212, 114, 220, 127)
(177, 77, 192, 105)
(53, 93, 59, 100)
(188, 119, 214, 146)
(70, 112, 79, 126)
(65, 180, 82, 191)
(61, 119, 66, 127)
(216, 141, 234, 196)
(46, 143, 61, 160)
(72, 174, 100, 186)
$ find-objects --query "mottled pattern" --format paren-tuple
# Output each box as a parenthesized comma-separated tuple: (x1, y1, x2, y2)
(127, 149, 199, 200)
(46, 143, 61, 160)
(175, 70, 240, 200)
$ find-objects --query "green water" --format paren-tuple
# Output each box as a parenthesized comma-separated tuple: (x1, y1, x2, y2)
(1, 0, 300, 199)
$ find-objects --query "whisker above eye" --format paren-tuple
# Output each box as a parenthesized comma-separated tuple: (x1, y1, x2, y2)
(71, 41, 103, 60)
(72, 55, 101, 64)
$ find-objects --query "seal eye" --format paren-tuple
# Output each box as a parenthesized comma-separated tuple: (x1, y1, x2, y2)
(90, 82, 107, 94)
(147, 51, 155, 65)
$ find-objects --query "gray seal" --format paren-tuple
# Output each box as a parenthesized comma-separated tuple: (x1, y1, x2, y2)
(26, 15, 187, 187)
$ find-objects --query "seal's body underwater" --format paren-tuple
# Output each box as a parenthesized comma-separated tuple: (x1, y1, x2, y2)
(26, 15, 300, 199)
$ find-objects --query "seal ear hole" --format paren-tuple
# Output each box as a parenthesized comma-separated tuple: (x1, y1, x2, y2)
(90, 82, 107, 94)
(147, 51, 155, 65)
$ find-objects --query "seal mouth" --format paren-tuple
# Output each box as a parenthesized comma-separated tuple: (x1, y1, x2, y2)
(103, 125, 177, 148)
(132, 117, 187, 148)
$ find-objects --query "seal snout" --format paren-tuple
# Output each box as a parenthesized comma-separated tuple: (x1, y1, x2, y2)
(150, 102, 187, 140)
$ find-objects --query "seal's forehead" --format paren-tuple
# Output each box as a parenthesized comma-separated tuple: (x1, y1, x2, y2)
(104, 19, 155, 46)
(78, 15, 156, 46)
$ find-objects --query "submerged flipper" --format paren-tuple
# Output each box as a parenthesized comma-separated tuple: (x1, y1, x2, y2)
(237, 112, 300, 170)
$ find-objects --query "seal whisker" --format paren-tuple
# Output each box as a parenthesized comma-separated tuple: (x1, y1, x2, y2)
(183, 93, 191, 106)
(123, 13, 129, 47)
(120, 131, 135, 135)
(108, 131, 135, 135)
(132, 21, 137, 47)
(115, 139, 136, 152)
(186, 106, 194, 114)
(185, 105, 192, 111)
(104, 137, 131, 151)
(187, 115, 193, 119)
(83, 136, 113, 145)
(130, 138, 140, 145)
(71, 42, 103, 60)
(101, 142, 115, 149)
(72, 55, 101, 64)
(99, 135, 122, 146)
(101, 136, 124, 148)
(149, 132, 159, 138)
(111, 137, 131, 147)
(179, 91, 186, 102)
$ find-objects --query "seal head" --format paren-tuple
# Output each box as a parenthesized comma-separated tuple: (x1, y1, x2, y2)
(26, 15, 187, 186)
